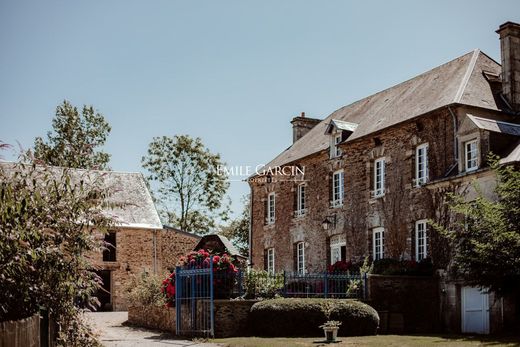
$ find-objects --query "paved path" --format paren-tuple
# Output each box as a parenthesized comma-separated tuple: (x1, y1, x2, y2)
(87, 311, 222, 347)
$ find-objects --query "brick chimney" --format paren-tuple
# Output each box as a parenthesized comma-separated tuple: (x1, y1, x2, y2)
(497, 21, 520, 111)
(290, 112, 321, 143)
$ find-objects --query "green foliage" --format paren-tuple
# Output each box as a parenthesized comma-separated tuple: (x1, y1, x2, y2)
(220, 194, 250, 256)
(244, 270, 284, 299)
(250, 298, 379, 337)
(0, 157, 116, 346)
(142, 135, 230, 233)
(433, 155, 520, 296)
(33, 100, 112, 169)
(125, 271, 166, 307)
(371, 258, 433, 276)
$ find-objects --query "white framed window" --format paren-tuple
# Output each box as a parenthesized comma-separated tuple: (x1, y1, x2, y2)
(267, 248, 275, 274)
(415, 143, 429, 186)
(294, 183, 306, 217)
(296, 242, 305, 274)
(330, 234, 346, 264)
(373, 158, 385, 198)
(267, 192, 275, 224)
(415, 220, 428, 261)
(373, 227, 384, 260)
(330, 170, 344, 207)
(465, 139, 478, 172)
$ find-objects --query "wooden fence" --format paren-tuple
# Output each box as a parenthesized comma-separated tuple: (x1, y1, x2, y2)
(0, 314, 40, 347)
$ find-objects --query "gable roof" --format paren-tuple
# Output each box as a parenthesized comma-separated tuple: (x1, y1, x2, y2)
(0, 162, 163, 230)
(263, 50, 502, 170)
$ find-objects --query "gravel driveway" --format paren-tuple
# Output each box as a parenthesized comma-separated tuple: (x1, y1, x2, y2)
(87, 311, 222, 347)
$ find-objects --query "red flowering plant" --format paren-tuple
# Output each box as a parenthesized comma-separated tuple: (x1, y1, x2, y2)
(161, 249, 240, 305)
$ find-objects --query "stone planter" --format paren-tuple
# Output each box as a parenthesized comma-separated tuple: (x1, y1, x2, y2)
(322, 326, 339, 342)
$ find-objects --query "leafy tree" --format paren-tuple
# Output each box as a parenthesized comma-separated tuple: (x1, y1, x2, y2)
(33, 100, 111, 169)
(142, 135, 230, 233)
(435, 155, 520, 296)
(0, 152, 116, 346)
(220, 194, 250, 256)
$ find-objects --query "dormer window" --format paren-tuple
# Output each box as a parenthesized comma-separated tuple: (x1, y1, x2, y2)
(465, 139, 478, 172)
(332, 133, 343, 158)
(325, 119, 358, 159)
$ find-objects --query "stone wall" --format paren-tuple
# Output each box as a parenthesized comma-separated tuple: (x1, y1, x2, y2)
(250, 106, 459, 272)
(214, 300, 258, 337)
(128, 300, 259, 338)
(93, 227, 199, 311)
(128, 305, 176, 333)
(367, 274, 440, 334)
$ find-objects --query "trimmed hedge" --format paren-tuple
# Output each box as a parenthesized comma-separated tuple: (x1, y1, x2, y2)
(249, 298, 379, 337)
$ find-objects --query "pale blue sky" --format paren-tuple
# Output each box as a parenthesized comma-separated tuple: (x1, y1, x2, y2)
(1, 1, 519, 217)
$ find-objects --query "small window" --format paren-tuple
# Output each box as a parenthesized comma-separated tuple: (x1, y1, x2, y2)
(295, 183, 306, 217)
(372, 227, 384, 260)
(330, 170, 344, 208)
(415, 220, 428, 261)
(296, 242, 305, 274)
(267, 248, 275, 274)
(103, 232, 116, 262)
(373, 158, 385, 198)
(334, 133, 342, 158)
(465, 140, 478, 172)
(267, 192, 275, 224)
(330, 234, 347, 264)
(415, 144, 429, 186)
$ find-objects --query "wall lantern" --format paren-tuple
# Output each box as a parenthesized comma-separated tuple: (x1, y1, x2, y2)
(322, 214, 337, 231)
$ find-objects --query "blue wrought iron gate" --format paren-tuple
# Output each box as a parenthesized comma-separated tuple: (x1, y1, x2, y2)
(175, 259, 214, 337)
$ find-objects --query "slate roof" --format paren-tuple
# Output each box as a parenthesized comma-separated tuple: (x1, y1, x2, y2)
(467, 114, 520, 136)
(0, 162, 162, 229)
(263, 49, 503, 170)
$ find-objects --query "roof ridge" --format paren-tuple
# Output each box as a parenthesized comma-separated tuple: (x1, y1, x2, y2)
(454, 49, 480, 103)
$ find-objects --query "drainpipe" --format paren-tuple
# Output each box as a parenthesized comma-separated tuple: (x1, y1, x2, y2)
(153, 230, 157, 274)
(445, 106, 459, 176)
(248, 188, 254, 269)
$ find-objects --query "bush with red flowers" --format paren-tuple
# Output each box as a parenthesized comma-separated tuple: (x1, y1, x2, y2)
(161, 249, 240, 305)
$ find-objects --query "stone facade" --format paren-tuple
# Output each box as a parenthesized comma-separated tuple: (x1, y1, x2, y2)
(93, 227, 200, 311)
(250, 22, 520, 333)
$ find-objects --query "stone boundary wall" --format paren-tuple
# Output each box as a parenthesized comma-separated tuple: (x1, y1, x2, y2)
(0, 314, 40, 347)
(128, 300, 259, 337)
(128, 305, 176, 334)
(214, 300, 259, 337)
(367, 274, 440, 334)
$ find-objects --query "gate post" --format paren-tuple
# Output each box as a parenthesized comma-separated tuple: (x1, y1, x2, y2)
(209, 256, 214, 337)
(175, 267, 181, 334)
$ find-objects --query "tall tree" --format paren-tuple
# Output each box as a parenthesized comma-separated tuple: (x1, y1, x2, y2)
(142, 135, 230, 233)
(33, 100, 111, 169)
(435, 156, 520, 297)
(220, 194, 250, 256)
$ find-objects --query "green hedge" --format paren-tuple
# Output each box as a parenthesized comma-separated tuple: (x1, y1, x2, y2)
(249, 298, 379, 337)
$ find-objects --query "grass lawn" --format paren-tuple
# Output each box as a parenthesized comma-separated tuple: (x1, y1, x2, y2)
(212, 334, 520, 347)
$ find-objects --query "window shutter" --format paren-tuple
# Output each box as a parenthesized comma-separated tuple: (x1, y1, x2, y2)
(293, 186, 298, 212)
(264, 199, 268, 225)
(369, 162, 375, 191)
(264, 250, 268, 271)
(293, 243, 298, 273)
(329, 172, 333, 202)
(326, 237, 331, 267)
(369, 230, 374, 260)
(411, 226, 416, 260)
(412, 149, 417, 183)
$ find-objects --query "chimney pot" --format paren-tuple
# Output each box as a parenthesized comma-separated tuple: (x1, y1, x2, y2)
(301, 112, 305, 118)
(290, 113, 321, 143)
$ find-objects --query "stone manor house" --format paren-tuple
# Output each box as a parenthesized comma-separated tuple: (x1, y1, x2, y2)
(249, 22, 520, 333)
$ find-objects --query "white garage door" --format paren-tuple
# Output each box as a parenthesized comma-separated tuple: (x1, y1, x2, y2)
(461, 286, 489, 334)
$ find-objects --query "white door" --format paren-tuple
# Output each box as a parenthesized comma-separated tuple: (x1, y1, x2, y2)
(461, 286, 489, 334)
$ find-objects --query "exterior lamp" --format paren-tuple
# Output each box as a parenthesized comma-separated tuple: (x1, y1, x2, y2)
(322, 214, 337, 230)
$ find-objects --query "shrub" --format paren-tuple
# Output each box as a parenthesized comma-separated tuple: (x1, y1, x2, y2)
(372, 258, 433, 276)
(244, 270, 283, 299)
(126, 271, 166, 307)
(250, 298, 379, 337)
